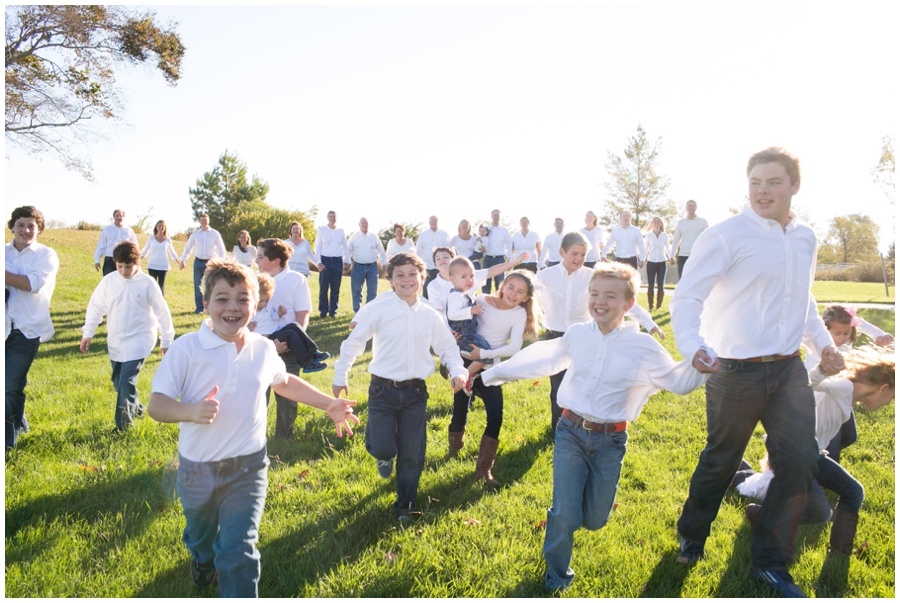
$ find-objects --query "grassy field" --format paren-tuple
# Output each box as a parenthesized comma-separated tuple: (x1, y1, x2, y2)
(812, 281, 895, 304)
(5, 229, 895, 597)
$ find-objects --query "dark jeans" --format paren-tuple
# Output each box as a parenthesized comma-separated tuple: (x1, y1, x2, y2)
(351, 261, 378, 312)
(193, 258, 209, 312)
(450, 360, 504, 440)
(111, 358, 145, 431)
(544, 330, 566, 433)
(102, 256, 116, 276)
(614, 256, 638, 269)
(646, 261, 667, 297)
(519, 262, 538, 274)
(825, 412, 858, 463)
(583, 261, 597, 269)
(148, 268, 168, 296)
(318, 256, 343, 316)
(268, 323, 318, 368)
(6, 328, 41, 450)
(813, 452, 864, 513)
(365, 377, 429, 513)
(677, 255, 689, 281)
(447, 318, 491, 355)
(677, 356, 819, 571)
(481, 255, 507, 294)
(546, 261, 560, 268)
(270, 354, 301, 439)
(422, 269, 439, 299)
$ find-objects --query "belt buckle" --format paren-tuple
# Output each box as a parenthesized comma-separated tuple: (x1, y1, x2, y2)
(581, 418, 592, 431)
(760, 354, 777, 362)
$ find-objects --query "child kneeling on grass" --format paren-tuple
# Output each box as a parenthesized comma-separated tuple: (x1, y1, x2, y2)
(481, 263, 706, 592)
(80, 241, 174, 431)
(148, 259, 359, 597)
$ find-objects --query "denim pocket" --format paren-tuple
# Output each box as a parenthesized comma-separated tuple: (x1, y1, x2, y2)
(368, 380, 385, 399)
(608, 430, 628, 448)
(717, 358, 740, 374)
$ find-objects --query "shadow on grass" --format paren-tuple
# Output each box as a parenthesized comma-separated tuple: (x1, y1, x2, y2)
(814, 551, 850, 597)
(639, 551, 693, 597)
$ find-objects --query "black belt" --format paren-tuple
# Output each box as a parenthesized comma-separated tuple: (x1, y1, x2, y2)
(485, 254, 505, 259)
(545, 329, 564, 339)
(372, 375, 426, 389)
(353, 261, 375, 266)
(196, 257, 210, 262)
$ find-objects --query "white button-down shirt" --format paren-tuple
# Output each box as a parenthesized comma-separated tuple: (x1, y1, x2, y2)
(580, 226, 606, 262)
(671, 216, 709, 257)
(539, 231, 563, 266)
(180, 227, 226, 262)
(483, 321, 706, 422)
(536, 264, 658, 333)
(512, 230, 541, 261)
(152, 320, 288, 462)
(141, 237, 180, 270)
(94, 224, 139, 263)
(643, 231, 672, 263)
(415, 228, 451, 270)
(5, 241, 59, 342)
(670, 204, 832, 362)
(483, 225, 511, 257)
(602, 225, 645, 259)
(82, 269, 175, 362)
(332, 291, 467, 386)
(348, 231, 388, 265)
(315, 225, 350, 262)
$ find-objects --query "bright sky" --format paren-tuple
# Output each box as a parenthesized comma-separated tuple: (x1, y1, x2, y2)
(5, 3, 897, 251)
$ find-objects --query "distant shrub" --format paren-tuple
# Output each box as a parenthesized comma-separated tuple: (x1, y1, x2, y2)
(817, 262, 893, 283)
(74, 220, 103, 231)
(225, 201, 316, 250)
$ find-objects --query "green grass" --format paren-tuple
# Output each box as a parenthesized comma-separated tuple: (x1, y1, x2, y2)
(5, 230, 895, 597)
(812, 281, 895, 303)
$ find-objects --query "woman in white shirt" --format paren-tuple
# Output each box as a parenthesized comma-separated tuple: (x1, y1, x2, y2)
(511, 216, 541, 273)
(642, 216, 672, 311)
(447, 269, 541, 487)
(141, 220, 182, 295)
(386, 223, 415, 260)
(231, 230, 258, 271)
(580, 211, 606, 268)
(449, 219, 479, 267)
(284, 221, 314, 275)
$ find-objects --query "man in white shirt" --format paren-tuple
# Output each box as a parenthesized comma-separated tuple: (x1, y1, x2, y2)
(314, 210, 350, 318)
(415, 215, 450, 297)
(93, 208, 138, 276)
(482, 209, 512, 294)
(670, 200, 709, 281)
(348, 217, 388, 313)
(179, 213, 227, 314)
(6, 206, 59, 450)
(670, 148, 843, 598)
(539, 218, 565, 268)
(601, 210, 644, 270)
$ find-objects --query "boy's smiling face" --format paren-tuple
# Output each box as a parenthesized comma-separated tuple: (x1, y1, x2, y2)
(391, 263, 424, 305)
(561, 243, 587, 273)
(204, 280, 256, 343)
(588, 276, 634, 334)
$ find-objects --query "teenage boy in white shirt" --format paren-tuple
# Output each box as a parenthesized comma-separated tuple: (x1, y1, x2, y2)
(670, 147, 843, 598)
(601, 210, 644, 269)
(180, 213, 227, 314)
(670, 200, 709, 281)
(333, 252, 467, 521)
(348, 217, 388, 312)
(93, 208, 138, 276)
(536, 231, 664, 433)
(482, 263, 706, 592)
(482, 209, 512, 294)
(539, 218, 565, 268)
(6, 206, 59, 450)
(149, 259, 358, 597)
(81, 242, 175, 431)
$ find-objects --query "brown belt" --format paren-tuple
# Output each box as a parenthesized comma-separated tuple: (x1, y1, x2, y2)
(562, 408, 627, 434)
(732, 350, 800, 363)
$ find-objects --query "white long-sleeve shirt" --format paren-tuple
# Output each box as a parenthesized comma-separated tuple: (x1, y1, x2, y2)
(643, 231, 672, 263)
(472, 297, 526, 360)
(82, 269, 175, 362)
(180, 227, 226, 262)
(803, 319, 889, 372)
(284, 239, 314, 274)
(415, 228, 451, 270)
(332, 292, 467, 386)
(386, 238, 416, 260)
(512, 230, 541, 261)
(808, 366, 855, 452)
(483, 321, 706, 423)
(94, 224, 138, 263)
(231, 245, 258, 269)
(449, 235, 478, 260)
(540, 231, 563, 266)
(671, 216, 709, 257)
(483, 226, 511, 257)
(426, 269, 489, 319)
(314, 225, 350, 263)
(579, 226, 606, 262)
(670, 204, 832, 362)
(348, 231, 387, 265)
(602, 225, 645, 259)
(6, 240, 59, 342)
(536, 263, 658, 333)
(141, 237, 180, 271)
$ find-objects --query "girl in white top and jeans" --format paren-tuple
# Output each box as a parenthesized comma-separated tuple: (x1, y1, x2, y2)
(141, 220, 182, 295)
(642, 216, 672, 311)
(579, 211, 605, 268)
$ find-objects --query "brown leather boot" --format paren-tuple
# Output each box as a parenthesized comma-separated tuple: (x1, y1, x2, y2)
(746, 503, 761, 534)
(448, 429, 465, 458)
(474, 435, 501, 488)
(829, 507, 859, 555)
(647, 290, 655, 311)
(657, 289, 665, 311)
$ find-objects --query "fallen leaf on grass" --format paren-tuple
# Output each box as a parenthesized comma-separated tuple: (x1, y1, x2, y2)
(856, 540, 870, 557)
(463, 517, 482, 526)
(532, 381, 540, 386)
(148, 459, 163, 468)
(613, 503, 619, 511)
(384, 551, 397, 564)
(297, 470, 309, 481)
(535, 520, 547, 530)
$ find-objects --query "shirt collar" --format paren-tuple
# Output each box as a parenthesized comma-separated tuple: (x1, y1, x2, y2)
(740, 203, 797, 231)
(7, 240, 46, 254)
(197, 319, 263, 350)
(590, 320, 639, 337)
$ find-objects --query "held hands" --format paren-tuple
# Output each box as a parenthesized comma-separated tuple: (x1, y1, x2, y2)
(332, 384, 349, 398)
(160, 347, 168, 357)
(668, 258, 675, 266)
(692, 349, 720, 374)
(451, 376, 466, 393)
(819, 346, 846, 376)
(179, 261, 186, 271)
(192, 386, 220, 424)
(317, 263, 325, 272)
(638, 261, 645, 269)
(79, 337, 92, 353)
(875, 334, 894, 346)
(325, 396, 360, 438)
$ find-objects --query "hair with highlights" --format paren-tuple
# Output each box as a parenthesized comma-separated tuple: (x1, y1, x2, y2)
(202, 259, 258, 304)
(747, 147, 801, 185)
(589, 262, 641, 302)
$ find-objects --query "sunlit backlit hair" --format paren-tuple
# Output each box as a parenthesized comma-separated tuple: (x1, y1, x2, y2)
(202, 259, 258, 304)
(112, 241, 141, 265)
(387, 252, 425, 279)
(561, 231, 588, 252)
(589, 262, 641, 302)
(643, 216, 666, 233)
(841, 345, 895, 391)
(256, 272, 276, 300)
(257, 238, 292, 267)
(499, 269, 541, 341)
(747, 147, 801, 185)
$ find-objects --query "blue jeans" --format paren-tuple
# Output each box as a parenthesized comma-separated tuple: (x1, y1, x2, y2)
(677, 356, 819, 571)
(148, 268, 167, 296)
(193, 258, 208, 313)
(6, 328, 41, 450)
(825, 412, 858, 463)
(268, 323, 317, 368)
(365, 377, 428, 514)
(177, 447, 269, 597)
(813, 452, 864, 514)
(646, 261, 667, 297)
(481, 255, 507, 294)
(111, 358, 145, 431)
(543, 414, 628, 591)
(318, 256, 343, 316)
(350, 261, 378, 312)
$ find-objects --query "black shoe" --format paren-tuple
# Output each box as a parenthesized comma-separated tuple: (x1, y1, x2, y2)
(303, 361, 328, 374)
(396, 504, 418, 523)
(752, 566, 807, 597)
(377, 459, 393, 479)
(314, 350, 331, 362)
(676, 532, 705, 564)
(190, 558, 217, 589)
